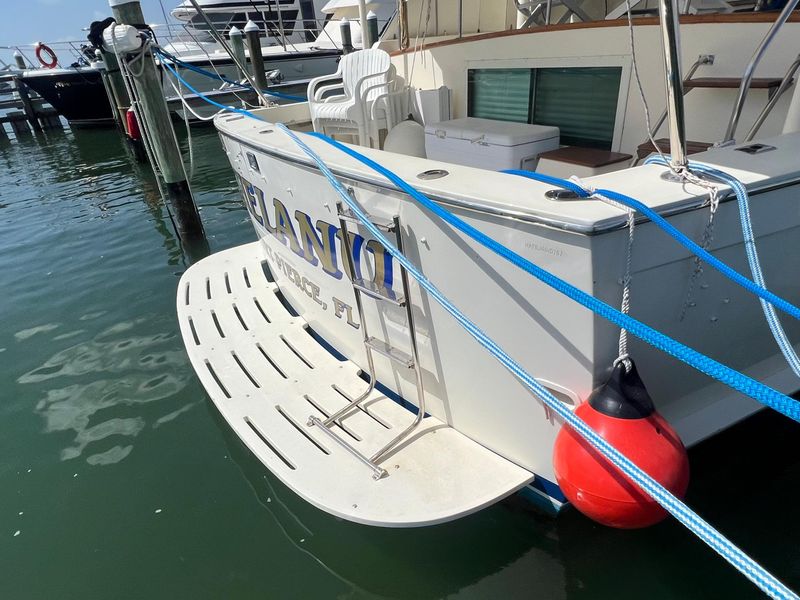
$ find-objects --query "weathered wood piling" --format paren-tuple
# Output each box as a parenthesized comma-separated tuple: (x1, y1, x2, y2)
(15, 78, 42, 132)
(95, 48, 130, 128)
(108, 0, 206, 244)
(0, 75, 63, 138)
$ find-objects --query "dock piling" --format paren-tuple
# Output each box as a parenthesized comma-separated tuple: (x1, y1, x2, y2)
(340, 19, 354, 54)
(244, 20, 269, 101)
(14, 78, 43, 132)
(366, 11, 379, 48)
(228, 27, 248, 81)
(94, 49, 123, 130)
(109, 0, 206, 244)
(39, 113, 62, 130)
(8, 112, 31, 136)
(99, 48, 132, 127)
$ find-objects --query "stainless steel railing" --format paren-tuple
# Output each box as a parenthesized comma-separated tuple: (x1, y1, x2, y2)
(721, 0, 800, 144)
(744, 53, 800, 142)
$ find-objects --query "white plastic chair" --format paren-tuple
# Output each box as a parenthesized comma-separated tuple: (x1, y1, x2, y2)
(307, 49, 395, 147)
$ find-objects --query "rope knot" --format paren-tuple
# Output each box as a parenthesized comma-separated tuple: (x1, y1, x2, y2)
(569, 175, 596, 197)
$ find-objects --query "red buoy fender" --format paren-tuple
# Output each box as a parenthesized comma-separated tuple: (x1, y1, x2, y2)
(553, 361, 690, 529)
(126, 108, 141, 141)
(35, 43, 58, 69)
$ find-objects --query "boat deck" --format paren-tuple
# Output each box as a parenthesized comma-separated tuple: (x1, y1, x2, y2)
(176, 242, 533, 527)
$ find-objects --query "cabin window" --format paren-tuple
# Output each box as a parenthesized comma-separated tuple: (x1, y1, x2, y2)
(467, 69, 533, 122)
(188, 11, 247, 32)
(187, 10, 299, 36)
(467, 66, 623, 150)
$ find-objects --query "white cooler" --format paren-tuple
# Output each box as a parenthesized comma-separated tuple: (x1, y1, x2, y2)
(424, 117, 560, 171)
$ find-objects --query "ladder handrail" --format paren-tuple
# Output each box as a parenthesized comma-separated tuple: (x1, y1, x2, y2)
(308, 198, 428, 476)
(315, 197, 379, 426)
(369, 214, 426, 464)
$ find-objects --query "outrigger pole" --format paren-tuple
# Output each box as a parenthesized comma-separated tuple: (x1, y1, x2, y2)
(656, 0, 687, 169)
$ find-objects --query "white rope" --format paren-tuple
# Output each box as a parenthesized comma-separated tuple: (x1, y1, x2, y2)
(624, 0, 724, 321)
(612, 210, 636, 371)
(571, 176, 635, 370)
(164, 69, 224, 121)
(111, 28, 184, 242)
(408, 0, 432, 81)
(405, 0, 433, 113)
(680, 185, 721, 319)
(111, 29, 165, 185)
(625, 0, 667, 161)
(125, 42, 149, 78)
(171, 70, 196, 179)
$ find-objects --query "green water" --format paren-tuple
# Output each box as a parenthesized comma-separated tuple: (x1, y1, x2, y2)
(1, 125, 799, 600)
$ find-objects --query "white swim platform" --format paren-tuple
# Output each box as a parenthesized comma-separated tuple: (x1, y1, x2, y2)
(176, 242, 534, 527)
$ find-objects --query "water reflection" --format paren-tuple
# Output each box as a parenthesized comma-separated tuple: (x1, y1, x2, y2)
(18, 317, 190, 466)
(206, 393, 800, 600)
(212, 400, 565, 599)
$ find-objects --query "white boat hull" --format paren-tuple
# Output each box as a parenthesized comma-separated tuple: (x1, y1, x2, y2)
(213, 113, 800, 505)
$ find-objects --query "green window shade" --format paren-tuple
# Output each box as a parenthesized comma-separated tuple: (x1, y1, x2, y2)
(532, 67, 622, 150)
(468, 69, 532, 123)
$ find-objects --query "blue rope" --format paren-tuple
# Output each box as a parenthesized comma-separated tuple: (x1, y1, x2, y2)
(158, 59, 273, 121)
(504, 168, 800, 322)
(154, 47, 307, 102)
(646, 155, 800, 378)
(508, 159, 800, 379)
(311, 132, 800, 424)
(289, 127, 796, 600)
(168, 84, 797, 598)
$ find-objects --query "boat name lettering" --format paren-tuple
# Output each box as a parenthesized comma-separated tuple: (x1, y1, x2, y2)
(262, 243, 361, 329)
(332, 297, 360, 329)
(238, 175, 395, 292)
(264, 245, 328, 310)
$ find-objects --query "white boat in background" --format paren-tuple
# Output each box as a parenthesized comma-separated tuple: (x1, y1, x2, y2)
(161, 0, 397, 94)
(14, 0, 397, 126)
(179, 0, 800, 544)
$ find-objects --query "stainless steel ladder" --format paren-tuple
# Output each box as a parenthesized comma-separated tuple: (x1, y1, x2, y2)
(307, 194, 426, 480)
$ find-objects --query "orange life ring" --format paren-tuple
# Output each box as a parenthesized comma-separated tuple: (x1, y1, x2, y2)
(35, 43, 58, 69)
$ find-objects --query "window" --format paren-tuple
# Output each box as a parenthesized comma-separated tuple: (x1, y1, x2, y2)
(188, 10, 298, 36)
(468, 66, 622, 150)
(468, 69, 532, 123)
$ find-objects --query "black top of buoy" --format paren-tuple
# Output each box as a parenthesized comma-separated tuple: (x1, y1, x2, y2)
(588, 359, 656, 419)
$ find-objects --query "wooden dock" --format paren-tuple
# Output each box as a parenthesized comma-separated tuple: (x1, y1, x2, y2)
(0, 74, 64, 139)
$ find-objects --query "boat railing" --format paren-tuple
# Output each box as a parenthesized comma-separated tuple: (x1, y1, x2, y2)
(518, 0, 776, 27)
(0, 40, 94, 69)
(155, 15, 394, 55)
(721, 0, 800, 144)
(744, 52, 800, 141)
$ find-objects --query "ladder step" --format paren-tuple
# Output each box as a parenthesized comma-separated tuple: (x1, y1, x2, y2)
(338, 207, 396, 232)
(352, 278, 405, 306)
(365, 337, 414, 368)
(683, 77, 785, 90)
